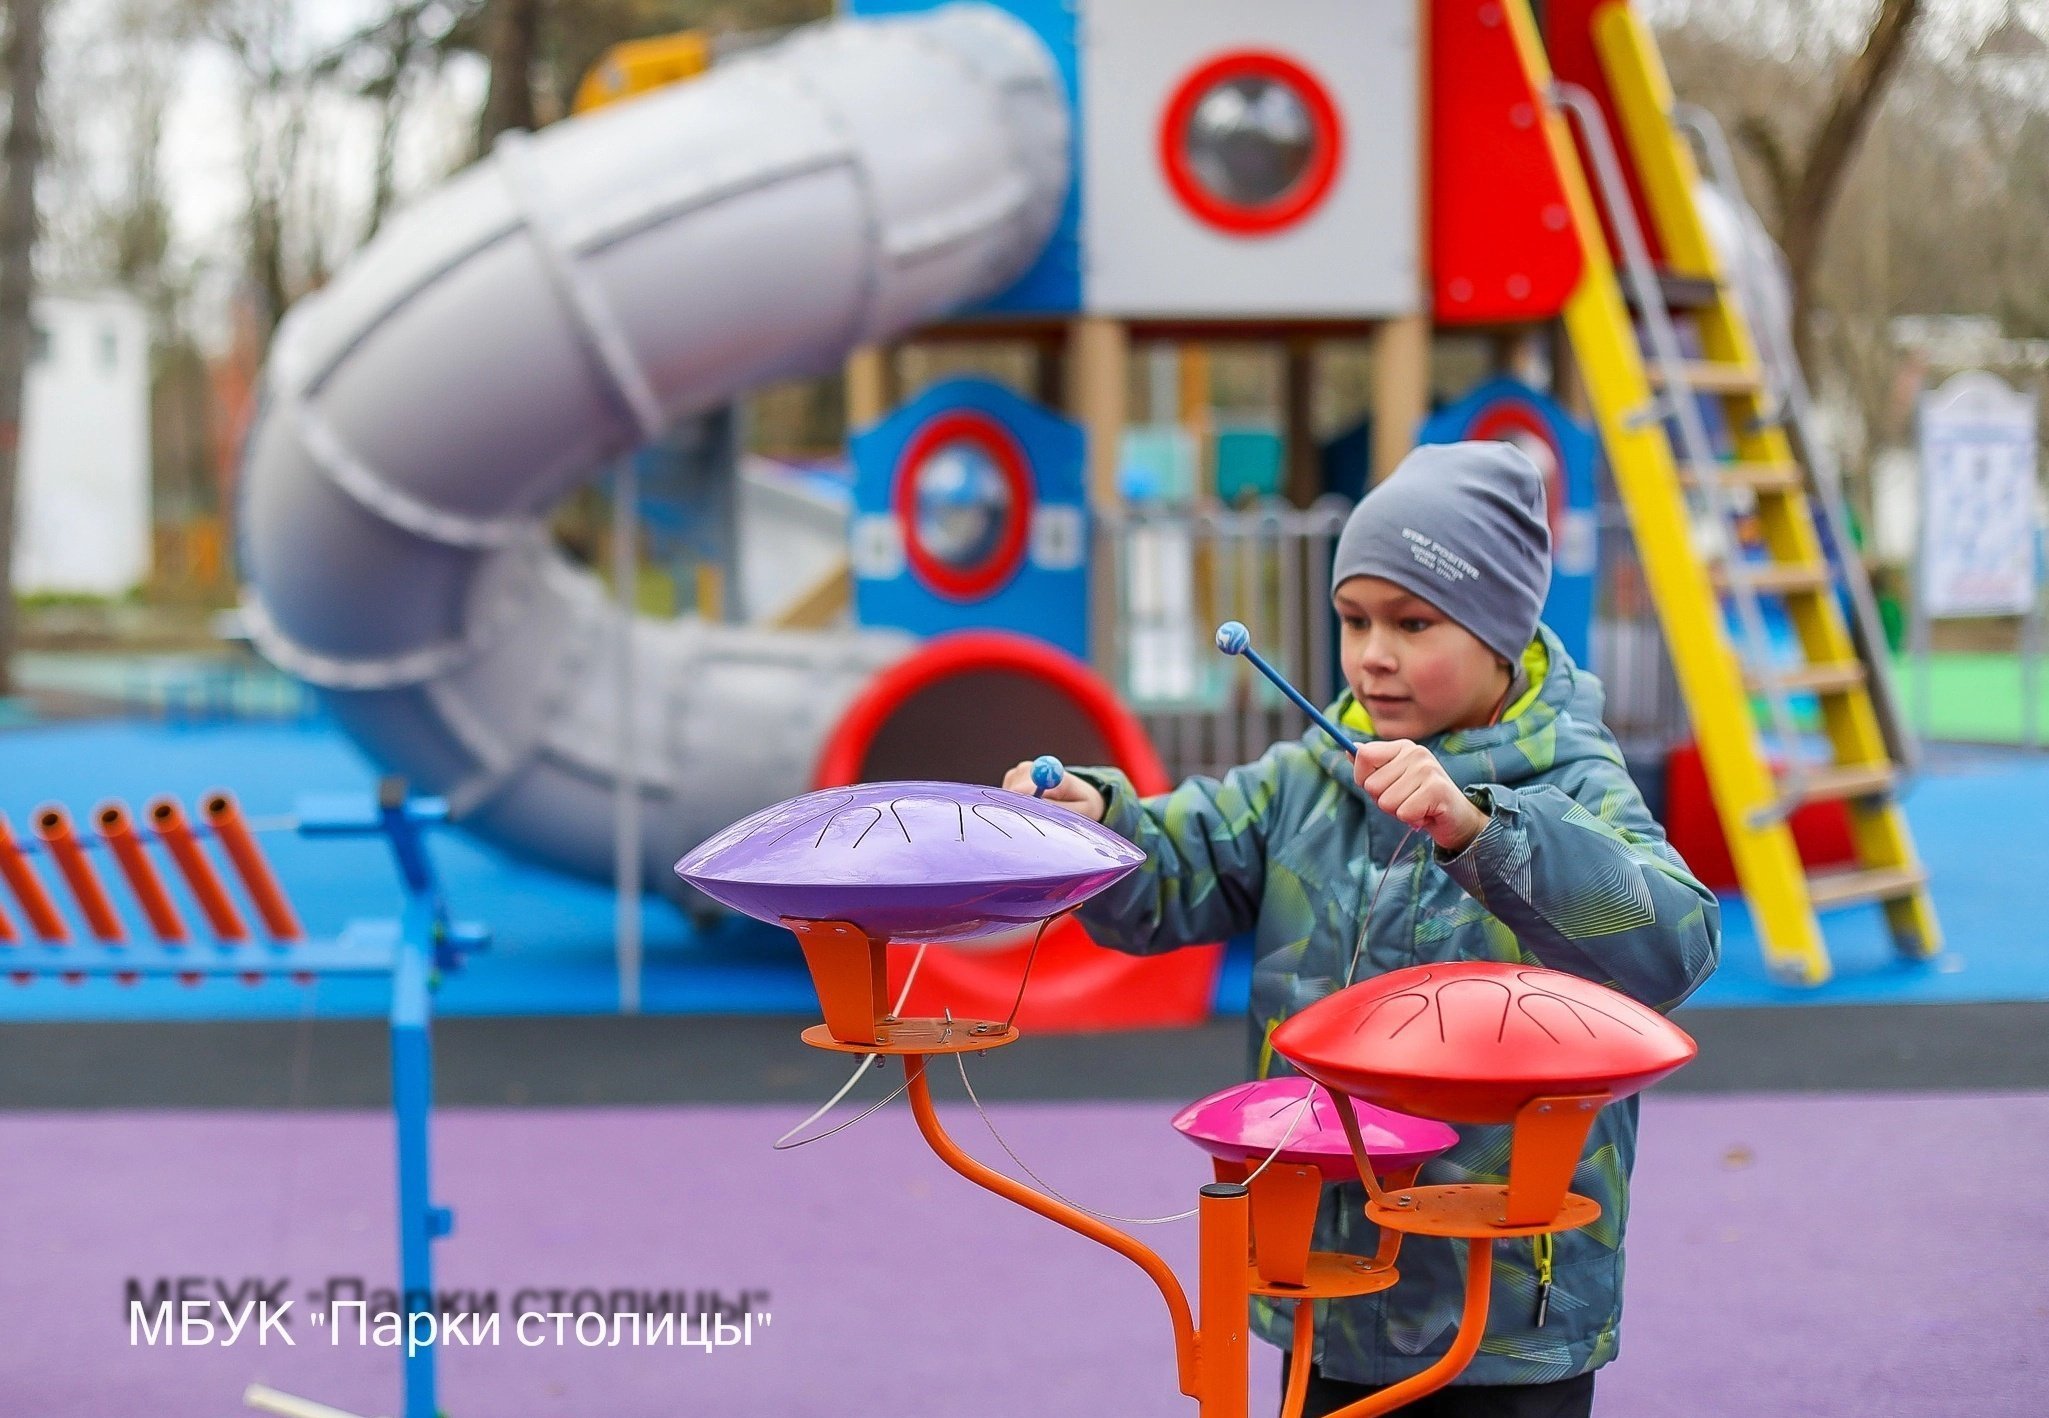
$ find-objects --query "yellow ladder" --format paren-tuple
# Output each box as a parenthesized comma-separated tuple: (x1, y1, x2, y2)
(1509, 2, 1940, 985)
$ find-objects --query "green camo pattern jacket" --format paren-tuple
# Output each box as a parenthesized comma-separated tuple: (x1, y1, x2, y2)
(1070, 625, 1719, 1388)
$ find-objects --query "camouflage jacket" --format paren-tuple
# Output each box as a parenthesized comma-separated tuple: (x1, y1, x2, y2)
(1071, 625, 1719, 1388)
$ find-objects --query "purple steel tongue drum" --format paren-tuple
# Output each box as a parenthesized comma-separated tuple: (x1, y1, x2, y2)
(675, 775, 1143, 1051)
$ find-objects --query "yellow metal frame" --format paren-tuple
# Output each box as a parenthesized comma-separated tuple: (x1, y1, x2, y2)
(572, 30, 713, 115)
(1499, 0, 1938, 983)
(1589, 7, 1938, 970)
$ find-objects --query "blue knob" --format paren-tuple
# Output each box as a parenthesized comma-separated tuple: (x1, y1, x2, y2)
(1030, 755, 1066, 796)
(1214, 620, 1251, 656)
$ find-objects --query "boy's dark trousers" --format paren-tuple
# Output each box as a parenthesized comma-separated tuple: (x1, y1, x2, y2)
(1280, 1360, 1595, 1418)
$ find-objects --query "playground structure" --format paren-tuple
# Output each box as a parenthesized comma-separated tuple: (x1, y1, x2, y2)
(678, 779, 1698, 1416)
(234, 0, 1937, 1007)
(0, 782, 481, 1418)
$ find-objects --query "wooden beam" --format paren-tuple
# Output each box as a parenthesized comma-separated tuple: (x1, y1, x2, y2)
(1371, 316, 1430, 484)
(1283, 334, 1321, 507)
(845, 346, 897, 431)
(1066, 316, 1129, 510)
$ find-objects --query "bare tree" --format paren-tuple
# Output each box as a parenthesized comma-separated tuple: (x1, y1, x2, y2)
(0, 0, 51, 693)
(476, 0, 539, 152)
(1734, 0, 1927, 367)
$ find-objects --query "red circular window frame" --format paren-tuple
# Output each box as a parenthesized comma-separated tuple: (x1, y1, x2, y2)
(1158, 50, 1345, 237)
(891, 410, 1035, 603)
(1471, 402, 1567, 547)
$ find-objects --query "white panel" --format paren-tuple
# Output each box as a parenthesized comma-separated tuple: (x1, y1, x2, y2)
(1081, 0, 1419, 317)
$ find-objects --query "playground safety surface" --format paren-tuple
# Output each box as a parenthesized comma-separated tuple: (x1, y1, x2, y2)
(2, 720, 2044, 1416)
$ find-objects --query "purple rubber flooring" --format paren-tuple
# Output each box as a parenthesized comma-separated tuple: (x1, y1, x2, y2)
(3, 1089, 2042, 1417)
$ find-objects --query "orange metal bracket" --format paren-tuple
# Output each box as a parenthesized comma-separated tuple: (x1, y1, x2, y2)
(785, 917, 890, 1045)
(1505, 1093, 1610, 1227)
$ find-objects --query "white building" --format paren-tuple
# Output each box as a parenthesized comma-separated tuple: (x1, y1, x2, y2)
(15, 289, 151, 595)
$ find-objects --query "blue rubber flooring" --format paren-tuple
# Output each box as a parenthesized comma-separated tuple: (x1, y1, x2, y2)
(0, 719, 2040, 1019)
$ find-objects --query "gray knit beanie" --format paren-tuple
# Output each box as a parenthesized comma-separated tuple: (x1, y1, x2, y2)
(1331, 441, 1551, 667)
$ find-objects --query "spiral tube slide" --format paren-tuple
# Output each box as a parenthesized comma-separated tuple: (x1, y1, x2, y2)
(237, 5, 1070, 890)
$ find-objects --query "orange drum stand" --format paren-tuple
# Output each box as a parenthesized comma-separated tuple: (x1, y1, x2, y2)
(784, 923, 1695, 1418)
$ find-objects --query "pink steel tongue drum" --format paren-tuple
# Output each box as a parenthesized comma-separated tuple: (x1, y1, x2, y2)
(675, 741, 1695, 1417)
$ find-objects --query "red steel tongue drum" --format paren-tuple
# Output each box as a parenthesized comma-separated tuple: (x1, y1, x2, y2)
(677, 769, 1697, 1418)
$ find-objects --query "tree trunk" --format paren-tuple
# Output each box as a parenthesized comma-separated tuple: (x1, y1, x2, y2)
(1777, 0, 1924, 370)
(476, 0, 539, 156)
(0, 0, 51, 696)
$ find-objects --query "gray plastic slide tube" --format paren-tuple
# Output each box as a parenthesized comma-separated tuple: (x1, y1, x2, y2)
(237, 5, 1069, 889)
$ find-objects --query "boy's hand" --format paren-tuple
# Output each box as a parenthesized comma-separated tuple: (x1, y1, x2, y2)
(1002, 761, 1107, 823)
(1352, 740, 1490, 853)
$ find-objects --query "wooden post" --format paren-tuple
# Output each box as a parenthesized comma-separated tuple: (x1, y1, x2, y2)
(1066, 316, 1129, 510)
(1067, 316, 1129, 677)
(845, 345, 897, 432)
(1283, 334, 1320, 507)
(1180, 343, 1212, 503)
(1371, 316, 1429, 484)
(1371, 0, 1433, 487)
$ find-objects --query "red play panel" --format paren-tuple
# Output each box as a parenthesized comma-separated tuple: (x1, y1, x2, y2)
(1663, 741, 1858, 892)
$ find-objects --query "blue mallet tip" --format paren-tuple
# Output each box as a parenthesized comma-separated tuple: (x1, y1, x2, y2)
(1030, 755, 1065, 795)
(1214, 621, 1250, 656)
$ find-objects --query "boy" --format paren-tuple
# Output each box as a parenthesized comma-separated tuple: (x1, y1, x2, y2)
(1004, 441, 1719, 1417)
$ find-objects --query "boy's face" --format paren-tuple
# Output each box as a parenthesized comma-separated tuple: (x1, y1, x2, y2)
(1333, 576, 1512, 740)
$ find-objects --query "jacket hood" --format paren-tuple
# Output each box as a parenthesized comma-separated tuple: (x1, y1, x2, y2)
(1312, 623, 1614, 801)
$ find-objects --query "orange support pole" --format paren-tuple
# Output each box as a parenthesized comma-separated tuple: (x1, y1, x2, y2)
(95, 802, 188, 942)
(202, 791, 302, 940)
(902, 1055, 1200, 1397)
(34, 805, 124, 941)
(146, 797, 248, 941)
(0, 811, 69, 940)
(1196, 1182, 1251, 1418)
(1325, 1239, 1494, 1418)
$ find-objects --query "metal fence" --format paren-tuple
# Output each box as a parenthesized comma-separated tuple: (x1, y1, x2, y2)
(1096, 500, 1349, 782)
(1096, 488, 1690, 787)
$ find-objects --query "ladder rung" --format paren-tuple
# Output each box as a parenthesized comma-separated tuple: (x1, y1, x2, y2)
(1684, 461, 1802, 492)
(1807, 864, 1929, 911)
(1745, 662, 1868, 695)
(1779, 762, 1897, 807)
(1649, 361, 1762, 395)
(1626, 270, 1721, 312)
(1712, 561, 1831, 595)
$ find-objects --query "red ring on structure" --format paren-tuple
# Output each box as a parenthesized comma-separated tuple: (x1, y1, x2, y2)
(1471, 402, 1567, 547)
(891, 410, 1034, 603)
(812, 630, 1168, 794)
(1158, 50, 1344, 237)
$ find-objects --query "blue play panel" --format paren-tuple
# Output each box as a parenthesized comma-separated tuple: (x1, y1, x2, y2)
(0, 719, 2040, 1019)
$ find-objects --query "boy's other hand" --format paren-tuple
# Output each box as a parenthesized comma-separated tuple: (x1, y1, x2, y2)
(1002, 761, 1107, 823)
(1352, 740, 1489, 853)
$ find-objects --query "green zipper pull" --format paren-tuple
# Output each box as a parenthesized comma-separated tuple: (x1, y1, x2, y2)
(1256, 1017, 1282, 1081)
(1533, 1233, 1555, 1327)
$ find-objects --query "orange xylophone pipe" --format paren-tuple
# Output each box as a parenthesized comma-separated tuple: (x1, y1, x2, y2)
(34, 805, 125, 940)
(0, 811, 69, 940)
(146, 797, 248, 941)
(95, 802, 188, 942)
(902, 1055, 1200, 1397)
(202, 791, 302, 940)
